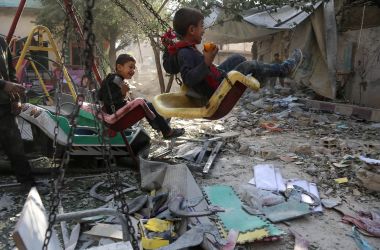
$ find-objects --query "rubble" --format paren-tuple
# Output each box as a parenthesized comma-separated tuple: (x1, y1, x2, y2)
(2, 88, 380, 249)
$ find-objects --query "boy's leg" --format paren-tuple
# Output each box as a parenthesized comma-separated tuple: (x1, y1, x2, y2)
(234, 49, 303, 79)
(217, 54, 247, 74)
(144, 100, 171, 135)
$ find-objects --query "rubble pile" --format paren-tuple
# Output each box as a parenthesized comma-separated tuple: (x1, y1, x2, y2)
(1, 88, 380, 249)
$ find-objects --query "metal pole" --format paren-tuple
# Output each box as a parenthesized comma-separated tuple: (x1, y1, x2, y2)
(6, 0, 26, 43)
(55, 208, 130, 241)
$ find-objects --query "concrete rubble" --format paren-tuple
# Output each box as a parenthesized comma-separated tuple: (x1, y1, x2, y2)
(1, 87, 380, 249)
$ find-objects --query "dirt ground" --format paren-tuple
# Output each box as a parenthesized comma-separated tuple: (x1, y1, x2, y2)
(1, 70, 379, 249)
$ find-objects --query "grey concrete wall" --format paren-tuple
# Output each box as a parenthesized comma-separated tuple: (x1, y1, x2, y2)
(338, 26, 380, 108)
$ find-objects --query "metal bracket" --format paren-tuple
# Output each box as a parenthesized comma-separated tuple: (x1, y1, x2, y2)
(188, 137, 223, 175)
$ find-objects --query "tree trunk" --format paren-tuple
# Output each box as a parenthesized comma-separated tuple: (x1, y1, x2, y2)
(165, 75, 174, 93)
(109, 34, 117, 71)
(136, 36, 143, 64)
(150, 36, 165, 93)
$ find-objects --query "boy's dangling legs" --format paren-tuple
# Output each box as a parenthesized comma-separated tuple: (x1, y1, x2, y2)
(217, 54, 247, 73)
(234, 49, 303, 79)
(144, 100, 185, 140)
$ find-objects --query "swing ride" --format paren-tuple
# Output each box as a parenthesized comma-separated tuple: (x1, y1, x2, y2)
(13, 16, 151, 160)
(6, 1, 263, 249)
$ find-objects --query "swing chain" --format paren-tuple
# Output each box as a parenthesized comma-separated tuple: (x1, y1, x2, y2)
(82, 0, 95, 89)
(43, 3, 71, 248)
(82, 0, 139, 248)
(138, 0, 171, 31)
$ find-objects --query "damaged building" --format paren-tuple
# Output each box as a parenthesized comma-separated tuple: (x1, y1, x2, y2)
(204, 0, 380, 109)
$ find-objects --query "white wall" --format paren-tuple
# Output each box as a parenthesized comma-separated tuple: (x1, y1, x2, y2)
(0, 9, 38, 38)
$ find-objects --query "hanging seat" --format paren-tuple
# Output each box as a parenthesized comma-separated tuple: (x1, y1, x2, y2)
(81, 98, 155, 165)
(81, 98, 155, 131)
(152, 71, 260, 120)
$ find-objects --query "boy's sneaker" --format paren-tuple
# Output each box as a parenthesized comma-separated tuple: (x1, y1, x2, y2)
(163, 128, 185, 140)
(287, 49, 303, 78)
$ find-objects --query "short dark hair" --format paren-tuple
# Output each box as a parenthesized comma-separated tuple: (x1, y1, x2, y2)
(116, 54, 136, 67)
(274, 53, 280, 57)
(173, 7, 204, 38)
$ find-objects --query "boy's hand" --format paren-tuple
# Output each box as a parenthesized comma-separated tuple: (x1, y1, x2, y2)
(121, 83, 130, 97)
(3, 81, 25, 99)
(203, 46, 218, 66)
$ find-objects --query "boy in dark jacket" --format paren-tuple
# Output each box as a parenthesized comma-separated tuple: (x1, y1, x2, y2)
(98, 54, 184, 139)
(173, 7, 303, 100)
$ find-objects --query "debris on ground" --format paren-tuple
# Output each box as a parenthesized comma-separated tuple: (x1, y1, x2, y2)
(1, 87, 380, 249)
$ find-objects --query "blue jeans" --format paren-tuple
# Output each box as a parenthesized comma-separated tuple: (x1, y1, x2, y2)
(217, 54, 295, 83)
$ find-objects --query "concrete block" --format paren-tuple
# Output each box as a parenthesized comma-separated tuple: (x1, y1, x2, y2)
(335, 104, 353, 116)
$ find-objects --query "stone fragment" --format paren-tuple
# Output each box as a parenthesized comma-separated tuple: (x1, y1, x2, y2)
(291, 143, 312, 156)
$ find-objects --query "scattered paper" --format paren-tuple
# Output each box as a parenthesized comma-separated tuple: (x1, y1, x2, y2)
(253, 164, 286, 192)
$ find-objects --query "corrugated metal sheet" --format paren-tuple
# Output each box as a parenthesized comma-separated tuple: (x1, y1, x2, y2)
(0, 0, 42, 9)
(244, 2, 322, 29)
(204, 3, 323, 43)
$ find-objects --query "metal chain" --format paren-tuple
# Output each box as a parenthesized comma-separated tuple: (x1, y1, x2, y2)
(138, 0, 171, 31)
(42, 5, 71, 249)
(82, 0, 139, 249)
(82, 0, 95, 89)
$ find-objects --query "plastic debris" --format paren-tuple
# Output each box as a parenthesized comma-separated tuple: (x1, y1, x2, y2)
(359, 156, 380, 165)
(286, 180, 322, 213)
(342, 210, 380, 237)
(289, 228, 310, 250)
(221, 229, 239, 250)
(349, 226, 374, 250)
(334, 177, 349, 184)
(238, 184, 285, 209)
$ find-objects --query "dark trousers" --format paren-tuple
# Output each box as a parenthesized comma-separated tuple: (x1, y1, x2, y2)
(145, 100, 171, 135)
(0, 112, 33, 183)
(217, 54, 295, 83)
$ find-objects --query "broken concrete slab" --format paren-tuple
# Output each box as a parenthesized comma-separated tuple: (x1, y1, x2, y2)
(321, 197, 342, 208)
(356, 168, 380, 192)
(84, 224, 123, 240)
(12, 188, 61, 250)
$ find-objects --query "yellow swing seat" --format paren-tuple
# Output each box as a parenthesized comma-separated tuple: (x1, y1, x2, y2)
(152, 71, 260, 120)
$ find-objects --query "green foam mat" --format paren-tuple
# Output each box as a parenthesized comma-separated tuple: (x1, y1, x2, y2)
(203, 185, 268, 233)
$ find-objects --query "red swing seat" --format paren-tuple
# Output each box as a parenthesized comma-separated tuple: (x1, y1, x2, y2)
(81, 98, 156, 165)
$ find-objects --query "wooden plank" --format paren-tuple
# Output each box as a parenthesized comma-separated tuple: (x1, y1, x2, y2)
(12, 187, 61, 250)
